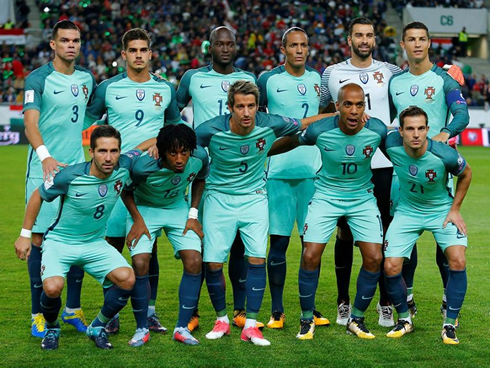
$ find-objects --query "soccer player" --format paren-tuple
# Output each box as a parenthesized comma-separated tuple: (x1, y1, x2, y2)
(122, 124, 209, 346)
(291, 83, 387, 340)
(177, 26, 257, 330)
(196, 80, 329, 346)
(257, 27, 329, 329)
(22, 20, 96, 337)
(389, 21, 469, 319)
(320, 16, 401, 327)
(383, 106, 471, 345)
(86, 28, 181, 334)
(14, 126, 138, 350)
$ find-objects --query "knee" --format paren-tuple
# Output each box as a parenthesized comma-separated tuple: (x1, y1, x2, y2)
(43, 278, 63, 298)
(384, 258, 402, 276)
(118, 268, 135, 290)
(448, 257, 466, 271)
(206, 262, 223, 272)
(132, 254, 150, 276)
(184, 255, 202, 275)
(363, 251, 382, 272)
(302, 250, 320, 270)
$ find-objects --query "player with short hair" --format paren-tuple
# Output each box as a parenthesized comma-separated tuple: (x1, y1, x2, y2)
(320, 16, 402, 328)
(383, 106, 471, 345)
(288, 83, 387, 340)
(23, 19, 96, 337)
(86, 28, 181, 335)
(14, 125, 138, 350)
(257, 27, 329, 329)
(177, 26, 258, 330)
(196, 80, 330, 346)
(122, 124, 208, 346)
(389, 21, 469, 319)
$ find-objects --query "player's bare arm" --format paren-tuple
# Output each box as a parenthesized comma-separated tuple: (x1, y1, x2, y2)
(183, 178, 205, 240)
(24, 110, 67, 181)
(14, 189, 43, 260)
(121, 189, 150, 249)
(443, 163, 472, 235)
(135, 138, 158, 158)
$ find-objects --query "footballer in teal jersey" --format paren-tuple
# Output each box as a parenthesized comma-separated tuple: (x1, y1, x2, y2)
(122, 124, 208, 346)
(22, 20, 95, 337)
(257, 27, 328, 329)
(383, 106, 471, 344)
(15, 126, 140, 350)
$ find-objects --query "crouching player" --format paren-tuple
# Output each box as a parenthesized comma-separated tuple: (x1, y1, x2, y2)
(14, 126, 138, 350)
(123, 124, 208, 346)
(384, 106, 471, 344)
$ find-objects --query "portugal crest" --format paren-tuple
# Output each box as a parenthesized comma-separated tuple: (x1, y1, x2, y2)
(71, 84, 79, 97)
(425, 169, 437, 182)
(297, 84, 306, 95)
(345, 144, 356, 156)
(256, 138, 266, 152)
(172, 176, 181, 185)
(153, 93, 163, 107)
(114, 180, 123, 195)
(136, 89, 146, 101)
(240, 145, 250, 155)
(362, 145, 373, 158)
(373, 71, 384, 85)
(187, 172, 196, 182)
(82, 84, 89, 102)
(424, 86, 435, 100)
(98, 184, 108, 197)
(314, 83, 320, 97)
(409, 165, 418, 176)
(221, 80, 230, 92)
(359, 72, 369, 84)
(410, 84, 419, 96)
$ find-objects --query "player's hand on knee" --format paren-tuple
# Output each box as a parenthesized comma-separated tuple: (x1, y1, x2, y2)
(147, 145, 159, 159)
(14, 237, 31, 261)
(443, 209, 467, 236)
(183, 219, 204, 240)
(126, 220, 151, 250)
(42, 157, 67, 181)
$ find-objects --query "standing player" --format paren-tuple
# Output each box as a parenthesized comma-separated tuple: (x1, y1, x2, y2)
(196, 80, 329, 346)
(23, 20, 96, 337)
(320, 16, 401, 328)
(122, 124, 208, 346)
(14, 126, 138, 350)
(86, 28, 181, 334)
(384, 106, 471, 345)
(176, 26, 257, 330)
(257, 27, 329, 329)
(389, 21, 469, 319)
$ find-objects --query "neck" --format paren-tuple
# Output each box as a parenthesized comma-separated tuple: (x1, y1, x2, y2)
(284, 62, 305, 77)
(404, 139, 428, 158)
(339, 119, 363, 136)
(127, 68, 151, 83)
(409, 59, 432, 76)
(212, 62, 234, 75)
(52, 57, 75, 75)
(350, 55, 372, 69)
(230, 117, 253, 136)
(89, 162, 112, 179)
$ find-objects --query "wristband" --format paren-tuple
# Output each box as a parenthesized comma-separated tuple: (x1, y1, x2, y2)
(188, 207, 198, 220)
(20, 228, 32, 239)
(36, 145, 51, 162)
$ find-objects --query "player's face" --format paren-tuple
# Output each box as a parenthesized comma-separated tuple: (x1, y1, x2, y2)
(209, 30, 237, 66)
(89, 137, 121, 177)
(281, 31, 309, 69)
(50, 29, 81, 63)
(336, 88, 366, 134)
(401, 29, 431, 64)
(163, 146, 191, 173)
(348, 24, 376, 60)
(400, 116, 429, 149)
(122, 39, 152, 72)
(229, 93, 257, 133)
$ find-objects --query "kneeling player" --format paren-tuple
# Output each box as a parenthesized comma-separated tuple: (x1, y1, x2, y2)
(14, 126, 138, 350)
(384, 107, 471, 344)
(124, 124, 208, 346)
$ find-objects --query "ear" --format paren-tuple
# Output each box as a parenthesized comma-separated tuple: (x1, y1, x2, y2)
(280, 45, 286, 56)
(49, 39, 56, 51)
(121, 50, 126, 61)
(398, 126, 403, 136)
(149, 49, 152, 60)
(347, 35, 352, 48)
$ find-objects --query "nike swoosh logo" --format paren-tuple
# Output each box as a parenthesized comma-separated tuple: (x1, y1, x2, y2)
(182, 305, 196, 310)
(395, 92, 405, 96)
(53, 90, 64, 94)
(118, 297, 129, 301)
(133, 309, 144, 312)
(324, 146, 334, 152)
(115, 96, 128, 100)
(448, 306, 461, 311)
(75, 193, 88, 197)
(276, 88, 288, 93)
(151, 183, 166, 187)
(219, 147, 230, 150)
(200, 84, 211, 89)
(394, 303, 402, 308)
(252, 287, 265, 291)
(270, 261, 286, 266)
(339, 79, 350, 84)
(456, 234, 466, 239)
(33, 284, 43, 289)
(361, 295, 374, 300)
(75, 279, 83, 283)
(238, 278, 247, 283)
(299, 294, 313, 298)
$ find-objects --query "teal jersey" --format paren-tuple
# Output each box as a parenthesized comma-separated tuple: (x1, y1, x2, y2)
(23, 62, 96, 179)
(86, 73, 181, 152)
(389, 64, 469, 139)
(39, 154, 137, 244)
(299, 115, 387, 199)
(258, 65, 324, 179)
(385, 133, 466, 213)
(176, 65, 256, 128)
(127, 147, 209, 208)
(196, 111, 302, 195)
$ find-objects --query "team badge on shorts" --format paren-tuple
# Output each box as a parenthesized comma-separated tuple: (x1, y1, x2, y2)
(256, 138, 266, 152)
(345, 144, 356, 156)
(98, 184, 108, 197)
(383, 239, 389, 252)
(425, 169, 437, 182)
(303, 223, 308, 234)
(221, 81, 230, 92)
(40, 265, 45, 277)
(240, 145, 250, 155)
(424, 86, 435, 101)
(153, 93, 163, 107)
(136, 89, 146, 101)
(409, 165, 418, 176)
(314, 83, 320, 97)
(410, 85, 419, 96)
(362, 145, 373, 158)
(114, 180, 123, 194)
(172, 176, 182, 185)
(373, 71, 384, 85)
(187, 172, 196, 182)
(359, 72, 369, 84)
(297, 84, 306, 95)
(71, 84, 79, 97)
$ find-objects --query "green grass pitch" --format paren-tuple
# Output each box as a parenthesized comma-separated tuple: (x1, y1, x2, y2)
(1, 145, 489, 367)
